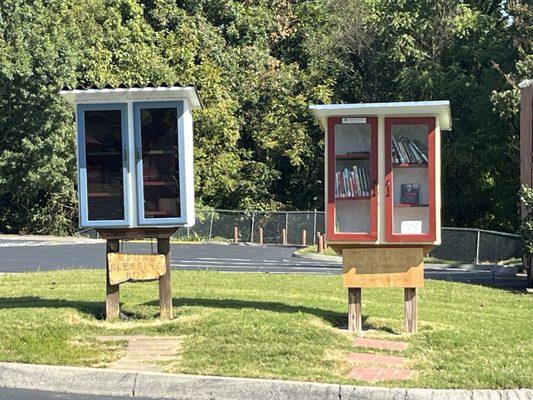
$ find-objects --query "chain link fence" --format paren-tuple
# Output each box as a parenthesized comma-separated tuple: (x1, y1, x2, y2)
(172, 210, 521, 263)
(79, 209, 522, 263)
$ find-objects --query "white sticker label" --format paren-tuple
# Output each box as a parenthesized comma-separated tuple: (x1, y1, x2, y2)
(400, 220, 423, 234)
(342, 117, 366, 124)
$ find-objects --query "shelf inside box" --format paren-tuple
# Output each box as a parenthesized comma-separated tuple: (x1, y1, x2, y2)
(143, 149, 177, 155)
(145, 210, 174, 216)
(393, 163, 427, 168)
(395, 203, 429, 208)
(88, 192, 122, 198)
(143, 180, 176, 186)
(336, 152, 370, 160)
(335, 196, 371, 201)
(86, 151, 121, 156)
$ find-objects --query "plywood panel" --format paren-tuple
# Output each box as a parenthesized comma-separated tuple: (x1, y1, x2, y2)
(108, 253, 167, 285)
(342, 247, 424, 288)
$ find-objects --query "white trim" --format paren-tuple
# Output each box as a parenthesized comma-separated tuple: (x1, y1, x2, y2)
(310, 101, 451, 131)
(60, 87, 202, 110)
(182, 100, 196, 227)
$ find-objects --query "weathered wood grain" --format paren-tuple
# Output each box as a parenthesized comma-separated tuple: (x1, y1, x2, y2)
(342, 247, 424, 288)
(107, 253, 167, 285)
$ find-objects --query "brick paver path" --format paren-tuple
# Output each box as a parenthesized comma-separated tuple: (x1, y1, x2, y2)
(346, 352, 406, 366)
(98, 335, 181, 372)
(349, 367, 413, 382)
(347, 338, 413, 382)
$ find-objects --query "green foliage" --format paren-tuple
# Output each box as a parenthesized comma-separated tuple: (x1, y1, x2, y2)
(325, 0, 530, 232)
(0, 0, 530, 233)
(519, 184, 533, 255)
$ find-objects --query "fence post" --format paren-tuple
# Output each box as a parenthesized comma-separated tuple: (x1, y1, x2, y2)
(285, 212, 289, 245)
(208, 211, 215, 241)
(259, 227, 264, 245)
(302, 229, 307, 246)
(475, 229, 481, 264)
(281, 228, 287, 245)
(234, 226, 239, 244)
(250, 212, 255, 243)
(318, 234, 324, 253)
(313, 209, 317, 245)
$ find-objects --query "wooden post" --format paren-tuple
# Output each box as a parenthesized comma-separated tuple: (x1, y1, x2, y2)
(281, 228, 287, 245)
(258, 227, 264, 245)
(348, 288, 362, 333)
(301, 229, 307, 246)
(316, 231, 321, 252)
(404, 288, 418, 333)
(233, 226, 239, 243)
(318, 234, 324, 253)
(322, 234, 327, 250)
(106, 239, 120, 321)
(157, 237, 173, 320)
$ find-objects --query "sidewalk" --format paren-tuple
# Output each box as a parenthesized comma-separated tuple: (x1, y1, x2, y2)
(1, 362, 531, 400)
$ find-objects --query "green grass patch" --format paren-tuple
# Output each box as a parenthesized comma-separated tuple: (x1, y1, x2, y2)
(0, 270, 531, 388)
(296, 245, 339, 256)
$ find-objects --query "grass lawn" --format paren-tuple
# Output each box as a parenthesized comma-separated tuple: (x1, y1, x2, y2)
(0, 270, 532, 389)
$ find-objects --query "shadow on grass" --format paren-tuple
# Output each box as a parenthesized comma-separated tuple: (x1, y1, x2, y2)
(142, 297, 401, 332)
(0, 296, 402, 334)
(0, 296, 105, 319)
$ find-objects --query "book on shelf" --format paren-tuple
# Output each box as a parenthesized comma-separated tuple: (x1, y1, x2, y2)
(400, 183, 419, 205)
(335, 166, 370, 198)
(392, 136, 428, 164)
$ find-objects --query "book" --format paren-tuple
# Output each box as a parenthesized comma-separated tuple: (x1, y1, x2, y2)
(362, 166, 370, 196)
(392, 137, 428, 164)
(400, 183, 419, 205)
(334, 166, 371, 198)
(392, 136, 405, 163)
(353, 166, 362, 197)
(411, 140, 428, 163)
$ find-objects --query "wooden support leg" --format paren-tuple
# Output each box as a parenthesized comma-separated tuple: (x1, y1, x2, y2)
(106, 239, 120, 321)
(404, 288, 418, 333)
(348, 288, 362, 333)
(157, 237, 173, 320)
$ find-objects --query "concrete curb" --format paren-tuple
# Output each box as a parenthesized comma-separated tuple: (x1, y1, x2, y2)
(1, 362, 531, 400)
(292, 251, 341, 262)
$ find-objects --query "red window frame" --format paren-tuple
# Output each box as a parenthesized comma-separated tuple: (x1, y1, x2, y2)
(385, 117, 436, 242)
(327, 116, 378, 241)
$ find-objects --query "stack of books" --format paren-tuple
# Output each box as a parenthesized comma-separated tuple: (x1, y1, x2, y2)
(335, 166, 371, 198)
(392, 136, 428, 164)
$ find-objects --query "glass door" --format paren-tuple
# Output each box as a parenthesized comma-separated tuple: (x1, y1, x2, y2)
(327, 117, 378, 241)
(385, 117, 436, 242)
(134, 101, 184, 225)
(77, 103, 130, 227)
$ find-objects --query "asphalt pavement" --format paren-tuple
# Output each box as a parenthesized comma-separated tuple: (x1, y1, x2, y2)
(0, 387, 154, 400)
(0, 236, 527, 289)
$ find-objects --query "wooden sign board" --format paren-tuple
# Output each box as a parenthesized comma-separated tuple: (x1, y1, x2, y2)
(108, 253, 167, 285)
(342, 247, 424, 288)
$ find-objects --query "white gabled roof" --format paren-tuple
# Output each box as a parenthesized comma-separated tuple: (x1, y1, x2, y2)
(309, 100, 451, 130)
(59, 86, 203, 110)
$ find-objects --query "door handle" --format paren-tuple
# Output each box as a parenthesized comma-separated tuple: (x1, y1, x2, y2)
(371, 180, 377, 197)
(123, 149, 128, 165)
(135, 146, 141, 161)
(386, 180, 391, 197)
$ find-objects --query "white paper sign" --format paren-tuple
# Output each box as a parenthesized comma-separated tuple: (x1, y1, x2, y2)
(400, 220, 423, 234)
(342, 117, 366, 124)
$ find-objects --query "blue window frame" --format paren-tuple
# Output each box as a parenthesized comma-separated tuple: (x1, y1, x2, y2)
(76, 103, 131, 227)
(133, 101, 186, 226)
